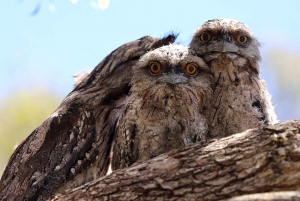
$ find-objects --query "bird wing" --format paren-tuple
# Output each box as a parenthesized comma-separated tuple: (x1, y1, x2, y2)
(0, 34, 177, 200)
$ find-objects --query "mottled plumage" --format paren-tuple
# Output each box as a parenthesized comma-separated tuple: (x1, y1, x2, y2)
(0, 34, 176, 201)
(112, 44, 213, 170)
(189, 19, 278, 138)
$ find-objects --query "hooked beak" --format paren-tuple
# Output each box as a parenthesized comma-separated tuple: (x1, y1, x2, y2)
(158, 73, 188, 84)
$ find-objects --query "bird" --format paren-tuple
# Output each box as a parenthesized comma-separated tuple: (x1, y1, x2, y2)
(73, 69, 91, 87)
(0, 34, 176, 201)
(111, 44, 213, 170)
(189, 18, 278, 139)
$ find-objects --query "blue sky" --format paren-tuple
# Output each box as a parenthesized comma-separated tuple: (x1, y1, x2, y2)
(1, 0, 300, 121)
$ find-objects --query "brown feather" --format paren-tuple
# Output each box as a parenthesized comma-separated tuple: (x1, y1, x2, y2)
(189, 18, 278, 138)
(0, 34, 176, 201)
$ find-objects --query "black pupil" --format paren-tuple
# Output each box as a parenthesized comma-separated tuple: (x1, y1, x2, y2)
(152, 64, 158, 71)
(202, 34, 209, 41)
(240, 36, 246, 42)
(189, 66, 195, 72)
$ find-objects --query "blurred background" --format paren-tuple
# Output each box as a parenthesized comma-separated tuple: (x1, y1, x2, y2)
(1, 0, 300, 176)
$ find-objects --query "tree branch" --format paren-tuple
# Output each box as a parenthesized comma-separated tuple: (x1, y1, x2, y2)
(228, 191, 300, 201)
(53, 120, 300, 200)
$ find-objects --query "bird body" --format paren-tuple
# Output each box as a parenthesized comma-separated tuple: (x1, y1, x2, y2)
(0, 35, 177, 201)
(190, 19, 278, 138)
(112, 44, 213, 169)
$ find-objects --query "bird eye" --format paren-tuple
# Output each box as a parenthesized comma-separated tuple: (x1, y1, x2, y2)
(199, 32, 211, 42)
(185, 63, 197, 75)
(236, 34, 248, 45)
(149, 61, 162, 74)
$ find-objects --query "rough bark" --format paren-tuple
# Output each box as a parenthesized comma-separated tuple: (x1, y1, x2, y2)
(228, 191, 300, 201)
(52, 119, 300, 201)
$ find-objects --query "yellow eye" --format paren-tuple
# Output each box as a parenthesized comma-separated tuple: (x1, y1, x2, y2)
(149, 61, 162, 74)
(185, 63, 197, 75)
(199, 32, 211, 42)
(236, 34, 248, 44)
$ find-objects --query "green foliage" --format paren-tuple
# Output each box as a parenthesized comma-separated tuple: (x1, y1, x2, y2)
(0, 88, 62, 177)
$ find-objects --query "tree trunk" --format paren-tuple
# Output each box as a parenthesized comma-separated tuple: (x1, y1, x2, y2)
(52, 119, 300, 201)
